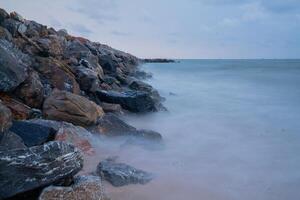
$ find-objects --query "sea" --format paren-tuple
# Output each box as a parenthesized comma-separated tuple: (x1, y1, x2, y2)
(91, 59, 300, 200)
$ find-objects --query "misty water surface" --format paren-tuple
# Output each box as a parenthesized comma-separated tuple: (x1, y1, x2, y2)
(90, 59, 300, 200)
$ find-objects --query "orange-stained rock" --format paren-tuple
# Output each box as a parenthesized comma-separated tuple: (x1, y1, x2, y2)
(43, 89, 104, 127)
(34, 57, 80, 94)
(0, 93, 32, 120)
(56, 122, 95, 155)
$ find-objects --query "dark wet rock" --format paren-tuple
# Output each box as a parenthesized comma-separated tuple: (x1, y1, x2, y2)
(97, 159, 153, 187)
(39, 175, 108, 200)
(14, 70, 44, 108)
(0, 39, 29, 92)
(0, 94, 37, 120)
(0, 131, 26, 150)
(95, 89, 157, 112)
(9, 120, 56, 147)
(73, 65, 100, 92)
(100, 102, 123, 114)
(0, 101, 12, 132)
(143, 58, 175, 63)
(133, 70, 153, 79)
(0, 141, 83, 199)
(0, 8, 9, 24)
(43, 89, 104, 127)
(90, 113, 162, 141)
(28, 118, 94, 155)
(129, 79, 163, 101)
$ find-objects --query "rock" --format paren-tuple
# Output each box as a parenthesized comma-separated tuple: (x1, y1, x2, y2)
(9, 120, 56, 147)
(24, 20, 47, 38)
(10, 11, 25, 23)
(133, 70, 153, 79)
(0, 131, 27, 150)
(143, 58, 175, 63)
(90, 113, 162, 141)
(129, 79, 163, 101)
(15, 70, 45, 108)
(0, 94, 40, 120)
(55, 122, 94, 155)
(35, 35, 64, 57)
(97, 159, 153, 187)
(28, 118, 94, 155)
(95, 89, 157, 113)
(0, 8, 9, 24)
(34, 57, 80, 94)
(43, 89, 104, 127)
(0, 101, 12, 132)
(73, 65, 100, 92)
(100, 102, 123, 114)
(0, 26, 13, 41)
(0, 39, 29, 92)
(0, 141, 83, 199)
(2, 18, 24, 36)
(57, 29, 68, 37)
(39, 175, 107, 200)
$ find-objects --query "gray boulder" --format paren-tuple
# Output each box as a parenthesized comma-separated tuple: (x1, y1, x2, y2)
(0, 131, 27, 151)
(95, 89, 157, 113)
(97, 158, 153, 187)
(0, 141, 83, 199)
(0, 39, 29, 92)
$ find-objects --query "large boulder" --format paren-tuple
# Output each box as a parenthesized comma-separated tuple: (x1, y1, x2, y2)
(90, 113, 162, 141)
(9, 120, 56, 147)
(0, 101, 12, 132)
(0, 141, 83, 199)
(97, 158, 153, 187)
(43, 89, 104, 127)
(15, 70, 45, 108)
(0, 131, 27, 150)
(35, 35, 65, 57)
(0, 39, 29, 92)
(39, 175, 108, 200)
(95, 89, 157, 113)
(73, 65, 100, 92)
(0, 8, 9, 24)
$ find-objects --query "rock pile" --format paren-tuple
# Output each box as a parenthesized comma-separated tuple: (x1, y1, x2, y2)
(0, 8, 165, 199)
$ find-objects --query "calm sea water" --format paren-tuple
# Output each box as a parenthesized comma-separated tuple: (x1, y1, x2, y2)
(92, 59, 300, 200)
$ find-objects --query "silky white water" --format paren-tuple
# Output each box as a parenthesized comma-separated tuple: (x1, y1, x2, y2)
(91, 59, 300, 200)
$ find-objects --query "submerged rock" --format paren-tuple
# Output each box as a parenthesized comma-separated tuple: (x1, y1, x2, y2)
(43, 89, 104, 127)
(97, 159, 153, 187)
(39, 175, 107, 200)
(95, 89, 157, 113)
(0, 141, 83, 199)
(9, 120, 56, 147)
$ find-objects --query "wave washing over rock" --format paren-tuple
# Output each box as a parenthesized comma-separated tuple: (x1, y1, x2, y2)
(0, 8, 168, 199)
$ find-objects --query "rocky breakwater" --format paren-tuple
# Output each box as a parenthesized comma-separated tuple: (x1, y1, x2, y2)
(0, 8, 165, 199)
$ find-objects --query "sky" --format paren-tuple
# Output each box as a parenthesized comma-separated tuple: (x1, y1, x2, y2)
(1, 0, 300, 59)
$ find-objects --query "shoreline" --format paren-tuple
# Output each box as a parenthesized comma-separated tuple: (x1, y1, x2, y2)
(0, 8, 166, 200)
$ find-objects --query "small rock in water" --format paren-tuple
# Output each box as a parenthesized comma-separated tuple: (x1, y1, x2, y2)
(97, 159, 153, 187)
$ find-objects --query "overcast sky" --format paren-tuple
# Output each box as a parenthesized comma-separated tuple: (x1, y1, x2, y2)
(2, 0, 300, 58)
